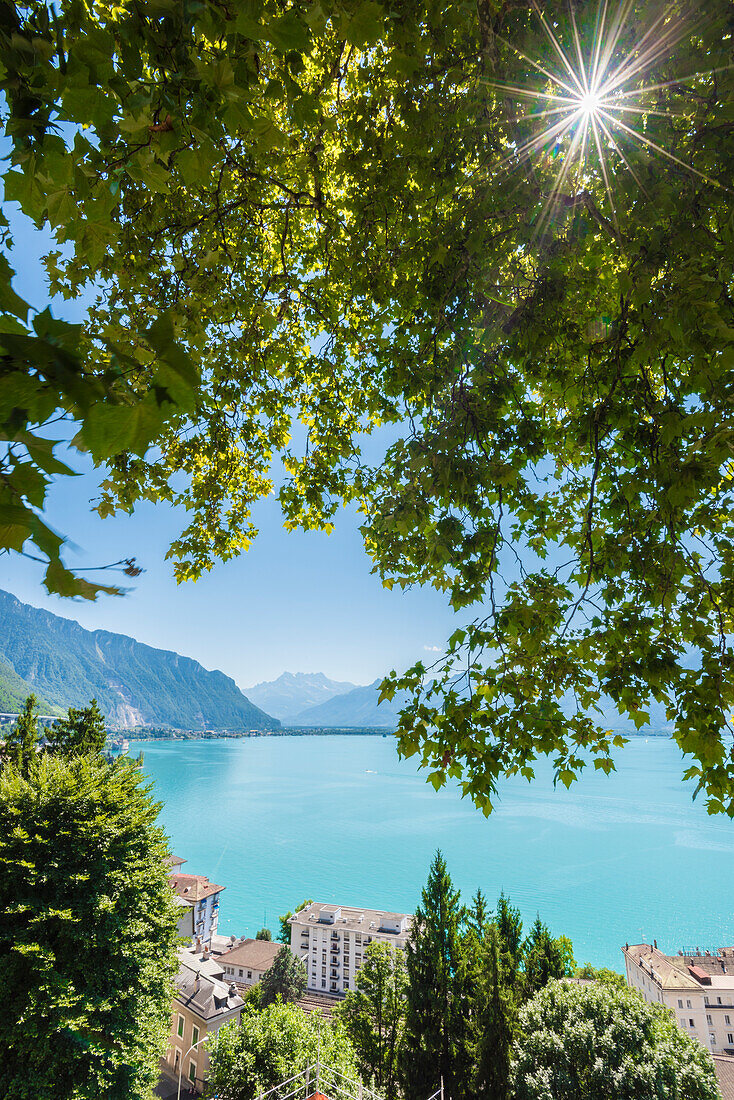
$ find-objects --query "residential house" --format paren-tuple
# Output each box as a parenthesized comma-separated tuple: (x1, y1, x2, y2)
(166, 946, 244, 1094)
(623, 942, 734, 1054)
(169, 873, 224, 949)
(217, 937, 281, 990)
(289, 902, 411, 996)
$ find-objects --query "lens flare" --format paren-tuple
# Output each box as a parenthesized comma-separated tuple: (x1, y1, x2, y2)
(488, 0, 725, 236)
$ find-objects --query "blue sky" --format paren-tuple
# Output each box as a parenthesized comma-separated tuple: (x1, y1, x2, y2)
(5, 208, 462, 690)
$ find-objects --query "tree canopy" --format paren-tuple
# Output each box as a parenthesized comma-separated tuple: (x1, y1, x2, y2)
(3, 0, 734, 811)
(511, 978, 721, 1100)
(49, 697, 107, 757)
(206, 1000, 361, 1100)
(259, 944, 307, 1006)
(0, 753, 181, 1100)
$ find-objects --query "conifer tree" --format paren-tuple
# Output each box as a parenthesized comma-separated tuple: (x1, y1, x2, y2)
(466, 889, 490, 939)
(50, 698, 107, 757)
(523, 916, 566, 998)
(402, 851, 465, 1100)
(259, 946, 307, 1006)
(3, 693, 39, 776)
(472, 925, 517, 1100)
(496, 892, 524, 988)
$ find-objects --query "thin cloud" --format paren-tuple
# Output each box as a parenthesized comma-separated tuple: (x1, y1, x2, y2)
(423, 645, 442, 652)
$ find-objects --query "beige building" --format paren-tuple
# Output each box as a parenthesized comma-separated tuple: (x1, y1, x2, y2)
(289, 902, 411, 996)
(623, 943, 734, 1055)
(165, 946, 244, 1094)
(218, 936, 281, 989)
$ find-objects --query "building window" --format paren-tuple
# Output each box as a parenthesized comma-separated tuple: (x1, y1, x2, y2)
(728, 1033, 734, 1044)
(718, 997, 723, 1005)
(709, 1034, 716, 1046)
(680, 1017, 687, 1027)
(247, 970, 252, 979)
(707, 1015, 713, 1025)
(189, 1060, 197, 1083)
(726, 1016, 731, 1026)
(678, 999, 684, 1009)
(690, 1019, 695, 1028)
(239, 969, 243, 977)
(177, 1015, 185, 1039)
(322, 980, 326, 988)
(322, 967, 326, 977)
(192, 1026, 199, 1048)
(686, 1000, 692, 1009)
(704, 996, 710, 1005)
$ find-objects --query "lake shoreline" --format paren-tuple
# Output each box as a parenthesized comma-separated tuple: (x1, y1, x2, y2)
(120, 726, 396, 742)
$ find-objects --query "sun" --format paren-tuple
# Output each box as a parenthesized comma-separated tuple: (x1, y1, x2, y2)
(488, 0, 720, 234)
(578, 89, 602, 120)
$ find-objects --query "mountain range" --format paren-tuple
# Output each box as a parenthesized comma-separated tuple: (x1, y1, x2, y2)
(0, 590, 278, 731)
(293, 678, 411, 727)
(245, 671, 358, 722)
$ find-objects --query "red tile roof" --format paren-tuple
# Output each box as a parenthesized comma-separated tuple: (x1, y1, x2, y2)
(169, 874, 224, 902)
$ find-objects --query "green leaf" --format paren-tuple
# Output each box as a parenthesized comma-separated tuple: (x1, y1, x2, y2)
(345, 2, 385, 48)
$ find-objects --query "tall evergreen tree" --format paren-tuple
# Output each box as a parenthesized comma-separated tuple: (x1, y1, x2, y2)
(338, 940, 406, 1095)
(402, 851, 465, 1100)
(0, 754, 180, 1099)
(259, 946, 307, 1006)
(523, 916, 566, 999)
(466, 889, 490, 939)
(50, 698, 107, 757)
(495, 892, 524, 989)
(472, 925, 517, 1100)
(3, 693, 39, 776)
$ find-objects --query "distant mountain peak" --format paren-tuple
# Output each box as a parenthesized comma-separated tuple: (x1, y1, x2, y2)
(245, 671, 360, 722)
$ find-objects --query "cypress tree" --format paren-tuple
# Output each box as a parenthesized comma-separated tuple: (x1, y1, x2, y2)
(472, 925, 517, 1100)
(402, 850, 464, 1100)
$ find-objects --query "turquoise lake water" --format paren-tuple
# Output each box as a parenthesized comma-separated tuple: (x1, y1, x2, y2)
(128, 734, 734, 970)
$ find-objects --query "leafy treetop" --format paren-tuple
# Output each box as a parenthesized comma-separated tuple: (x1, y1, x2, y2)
(3, 0, 734, 812)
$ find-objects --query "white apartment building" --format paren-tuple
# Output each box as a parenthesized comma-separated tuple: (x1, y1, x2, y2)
(623, 943, 734, 1055)
(289, 902, 412, 996)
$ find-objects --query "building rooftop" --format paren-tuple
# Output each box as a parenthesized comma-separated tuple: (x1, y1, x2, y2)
(169, 874, 224, 903)
(174, 948, 243, 1023)
(167, 854, 187, 869)
(217, 937, 282, 971)
(291, 902, 412, 935)
(713, 1055, 734, 1100)
(624, 944, 734, 991)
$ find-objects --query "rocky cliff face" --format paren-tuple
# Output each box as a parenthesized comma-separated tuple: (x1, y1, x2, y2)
(0, 590, 279, 731)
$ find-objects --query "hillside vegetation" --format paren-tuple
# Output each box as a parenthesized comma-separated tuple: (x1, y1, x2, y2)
(0, 591, 278, 731)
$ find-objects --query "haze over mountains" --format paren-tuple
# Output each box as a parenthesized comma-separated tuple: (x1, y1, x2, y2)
(294, 679, 410, 727)
(0, 590, 278, 731)
(245, 671, 358, 722)
(245, 671, 410, 727)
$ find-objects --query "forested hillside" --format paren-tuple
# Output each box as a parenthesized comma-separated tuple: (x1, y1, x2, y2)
(0, 591, 279, 731)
